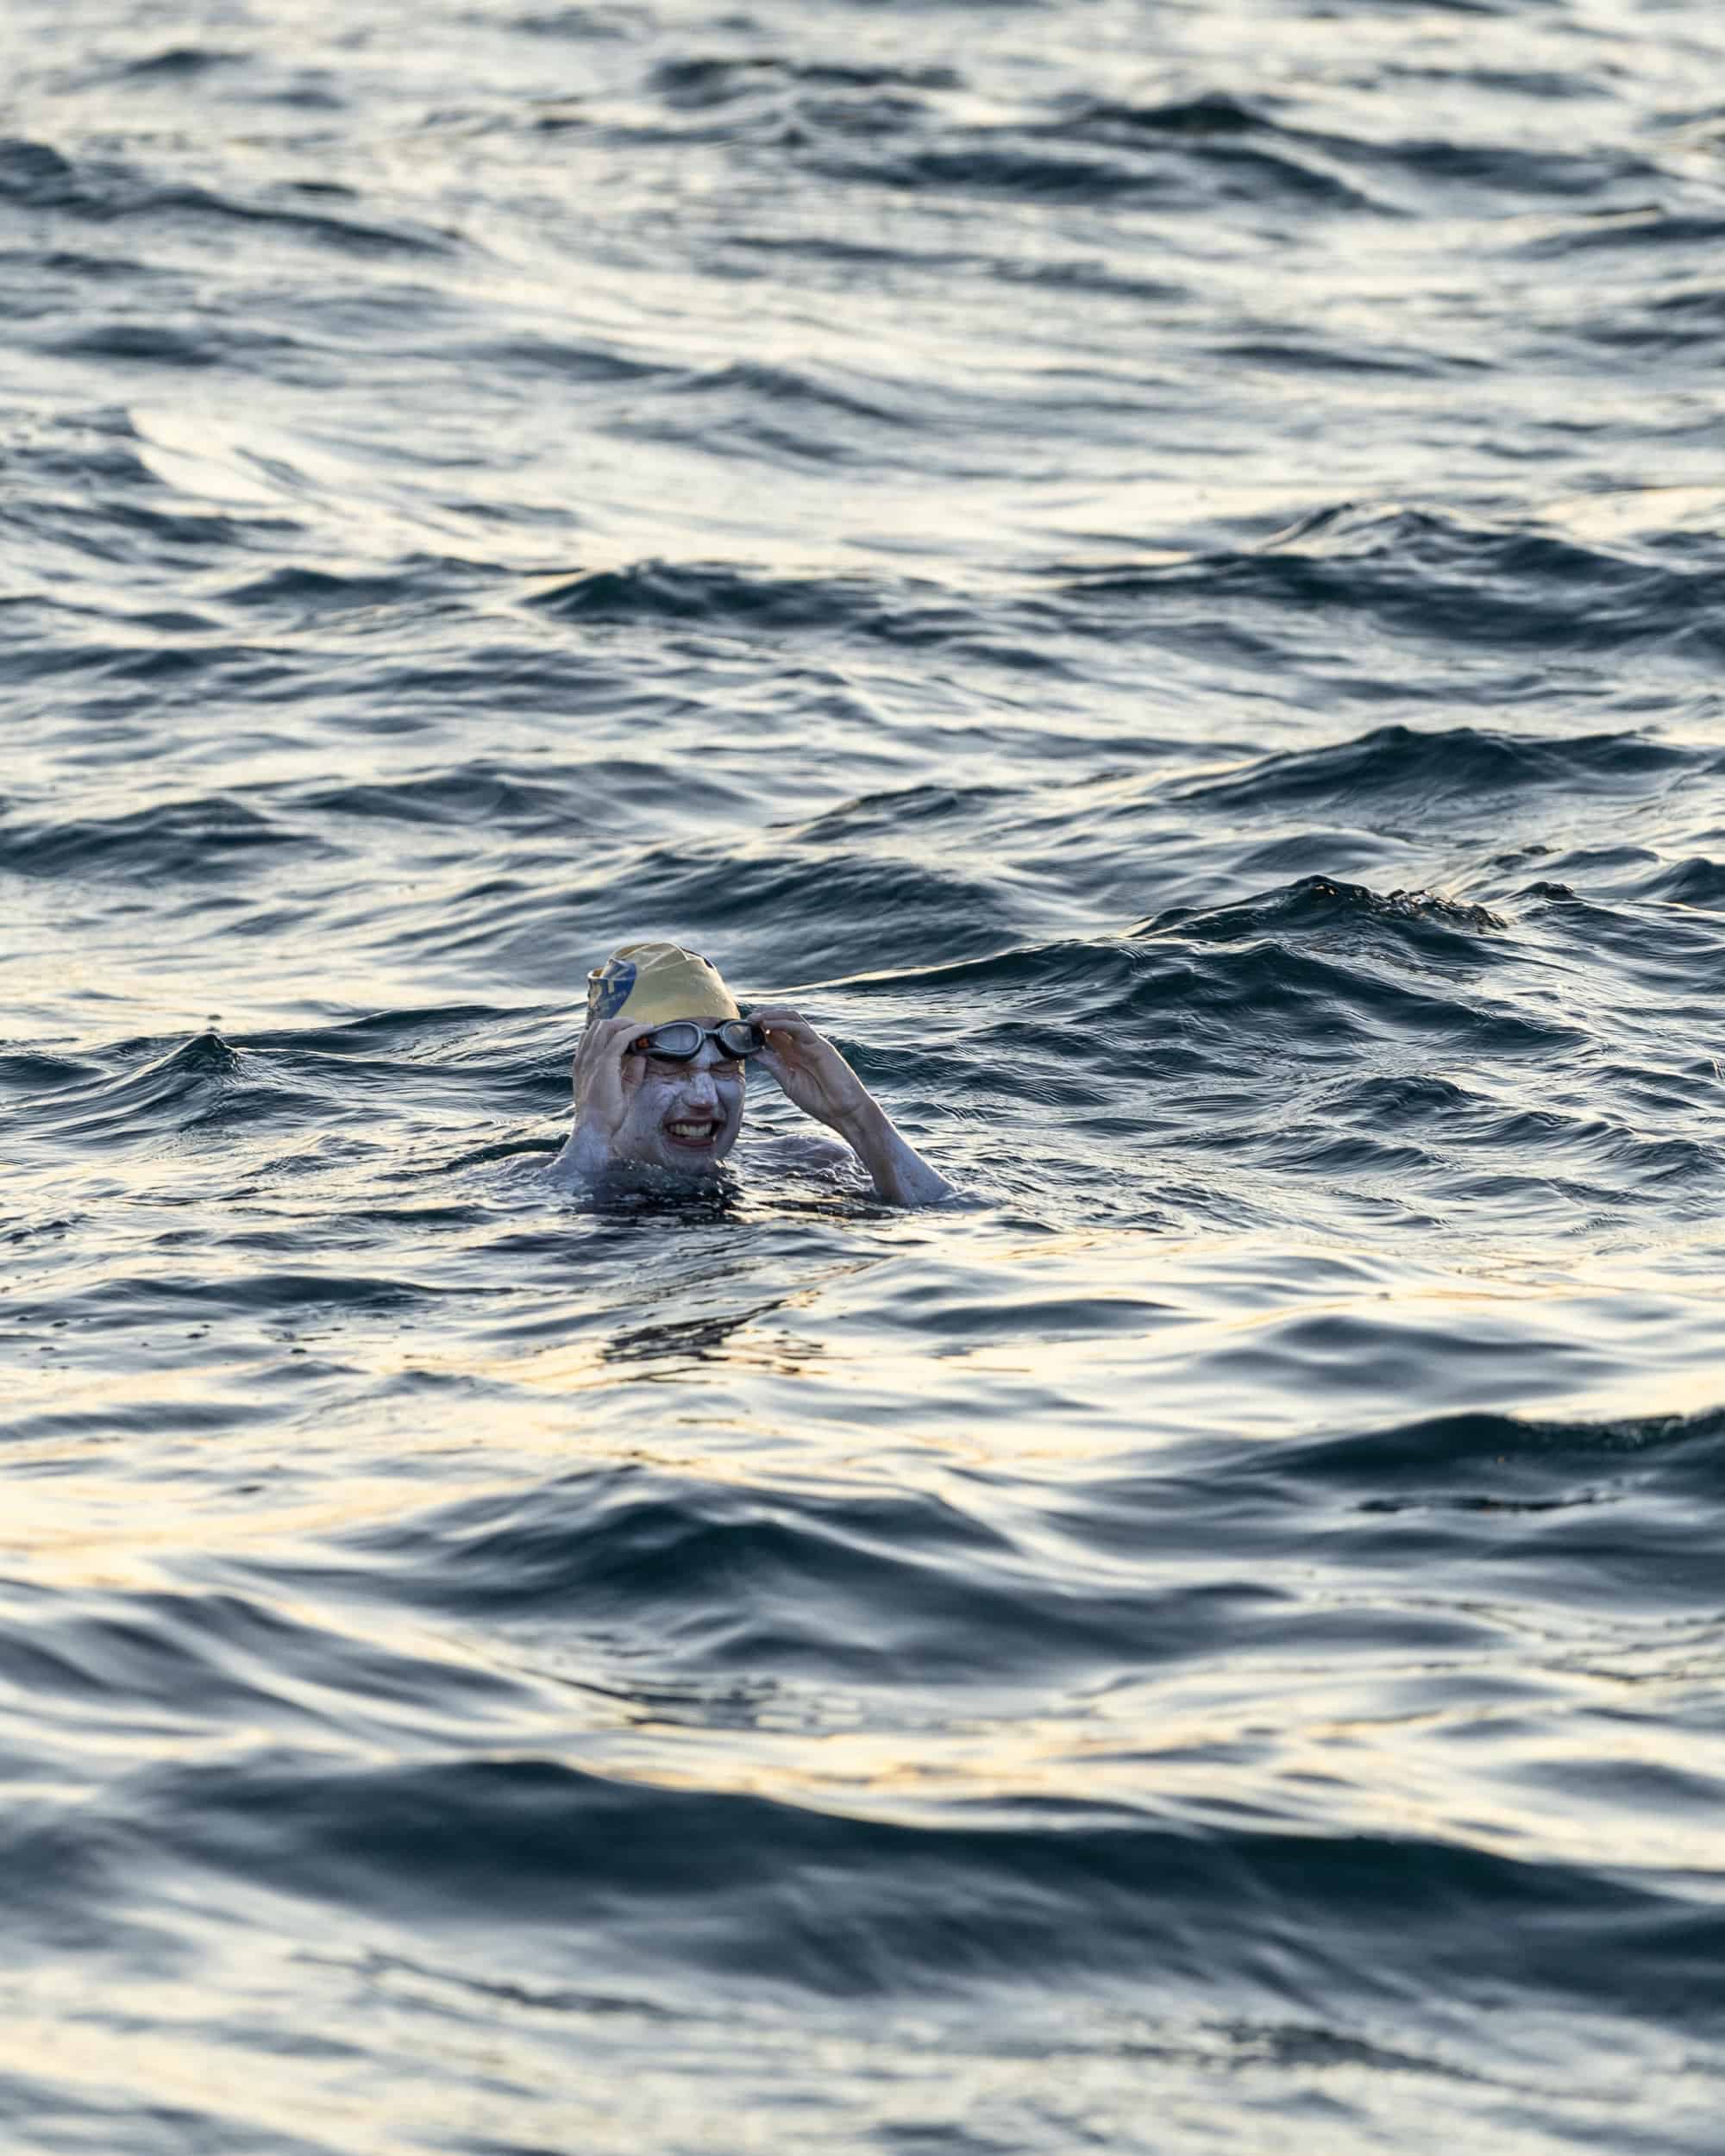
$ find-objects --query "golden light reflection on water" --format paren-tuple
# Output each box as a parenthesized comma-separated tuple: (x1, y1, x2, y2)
(10, 1222, 1725, 1515)
(9, 1220, 1723, 1897)
(6, 1949, 1224, 2156)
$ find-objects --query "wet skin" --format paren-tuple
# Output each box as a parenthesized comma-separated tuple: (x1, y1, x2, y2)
(556, 1005, 951, 1206)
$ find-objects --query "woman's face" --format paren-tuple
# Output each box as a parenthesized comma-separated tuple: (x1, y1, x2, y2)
(614, 1019, 747, 1172)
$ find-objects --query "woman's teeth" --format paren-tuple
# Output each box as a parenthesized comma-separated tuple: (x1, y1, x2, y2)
(667, 1119, 719, 1143)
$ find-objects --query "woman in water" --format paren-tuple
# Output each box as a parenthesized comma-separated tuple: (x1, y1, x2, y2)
(549, 940, 951, 1206)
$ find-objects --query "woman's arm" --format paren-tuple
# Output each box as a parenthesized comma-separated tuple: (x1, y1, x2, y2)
(749, 1005, 953, 1206)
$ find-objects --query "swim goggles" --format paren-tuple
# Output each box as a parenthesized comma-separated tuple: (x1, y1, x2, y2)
(633, 1019, 765, 1062)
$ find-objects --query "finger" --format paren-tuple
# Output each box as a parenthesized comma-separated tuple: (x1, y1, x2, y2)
(580, 1013, 637, 1050)
(589, 1015, 651, 1062)
(750, 1010, 819, 1045)
(577, 1015, 648, 1094)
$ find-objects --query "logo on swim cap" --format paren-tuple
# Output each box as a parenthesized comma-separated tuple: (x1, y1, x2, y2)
(588, 957, 638, 1021)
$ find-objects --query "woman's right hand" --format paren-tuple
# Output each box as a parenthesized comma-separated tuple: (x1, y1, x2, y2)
(568, 1014, 648, 1163)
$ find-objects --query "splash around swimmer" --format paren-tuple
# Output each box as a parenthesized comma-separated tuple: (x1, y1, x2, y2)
(548, 941, 952, 1206)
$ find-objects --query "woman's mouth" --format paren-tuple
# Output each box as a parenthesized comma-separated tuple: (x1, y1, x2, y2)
(664, 1116, 723, 1150)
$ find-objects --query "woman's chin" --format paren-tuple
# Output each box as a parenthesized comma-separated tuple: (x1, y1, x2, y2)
(648, 1131, 733, 1174)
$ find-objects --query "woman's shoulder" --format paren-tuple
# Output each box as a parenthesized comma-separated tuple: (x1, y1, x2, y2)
(746, 1131, 856, 1174)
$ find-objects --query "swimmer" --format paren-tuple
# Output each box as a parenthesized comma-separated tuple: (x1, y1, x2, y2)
(549, 940, 952, 1206)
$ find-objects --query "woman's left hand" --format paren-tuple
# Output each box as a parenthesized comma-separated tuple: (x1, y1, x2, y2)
(749, 1005, 875, 1133)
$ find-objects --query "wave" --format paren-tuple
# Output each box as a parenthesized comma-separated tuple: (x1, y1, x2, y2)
(298, 760, 584, 831)
(124, 1745, 1725, 2016)
(806, 910, 1576, 1053)
(1136, 875, 1506, 955)
(10, 1030, 329, 1155)
(774, 782, 1012, 849)
(1346, 130, 1658, 204)
(595, 841, 1030, 978)
(528, 559, 980, 649)
(649, 53, 957, 110)
(0, 1578, 520, 1724)
(1264, 1400, 1725, 1494)
(1519, 209, 1725, 261)
(1214, 1405, 1725, 1582)
(512, 4, 646, 37)
(0, 135, 451, 254)
(532, 511, 1725, 678)
(217, 559, 486, 616)
(0, 1050, 104, 1099)
(0, 794, 317, 881)
(1065, 92, 1270, 140)
(1176, 722, 1700, 820)
(615, 65, 1391, 212)
(806, 128, 1380, 214)
(1066, 93, 1657, 210)
(323, 1464, 1120, 1670)
(456, 329, 667, 384)
(595, 59, 1676, 227)
(47, 319, 300, 371)
(1635, 856, 1725, 910)
(612, 358, 925, 469)
(110, 44, 242, 80)
(1057, 502, 1725, 662)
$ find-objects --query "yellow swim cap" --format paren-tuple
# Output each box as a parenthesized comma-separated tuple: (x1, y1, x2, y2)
(586, 941, 741, 1027)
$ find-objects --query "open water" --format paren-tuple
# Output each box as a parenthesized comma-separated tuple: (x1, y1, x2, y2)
(6, 0, 1725, 2148)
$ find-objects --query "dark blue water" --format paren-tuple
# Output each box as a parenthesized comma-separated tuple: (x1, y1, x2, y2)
(7, 0, 1725, 2147)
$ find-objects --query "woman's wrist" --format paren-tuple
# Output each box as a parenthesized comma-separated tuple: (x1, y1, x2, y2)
(831, 1093, 888, 1145)
(832, 1098, 950, 1204)
(566, 1118, 618, 1177)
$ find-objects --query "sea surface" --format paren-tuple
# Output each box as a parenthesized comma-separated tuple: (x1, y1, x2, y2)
(6, 0, 1725, 2148)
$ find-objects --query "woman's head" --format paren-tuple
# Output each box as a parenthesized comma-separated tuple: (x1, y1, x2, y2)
(577, 942, 750, 1172)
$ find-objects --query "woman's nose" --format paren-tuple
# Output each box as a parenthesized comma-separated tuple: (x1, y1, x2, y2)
(682, 1063, 719, 1106)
